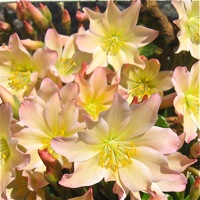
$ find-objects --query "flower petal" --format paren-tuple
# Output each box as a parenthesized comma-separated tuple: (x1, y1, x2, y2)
(32, 47, 57, 78)
(133, 126, 179, 154)
(121, 1, 141, 29)
(87, 47, 108, 73)
(188, 61, 199, 89)
(44, 92, 62, 132)
(51, 136, 100, 162)
(60, 83, 79, 104)
(119, 159, 152, 192)
(59, 156, 106, 188)
(100, 93, 130, 136)
(156, 173, 187, 192)
(183, 108, 198, 143)
(133, 147, 180, 182)
(172, 66, 190, 94)
(167, 152, 197, 172)
(0, 103, 12, 137)
(76, 31, 103, 53)
(173, 94, 185, 115)
(9, 33, 32, 65)
(122, 93, 162, 138)
(19, 100, 50, 134)
(45, 28, 65, 60)
(37, 78, 59, 102)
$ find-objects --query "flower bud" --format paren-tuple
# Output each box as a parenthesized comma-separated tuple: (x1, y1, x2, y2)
(190, 177, 200, 200)
(190, 142, 200, 158)
(39, 3, 52, 22)
(0, 21, 11, 32)
(23, 20, 35, 36)
(38, 148, 62, 183)
(76, 11, 88, 22)
(16, 1, 30, 20)
(0, 86, 20, 119)
(6, 3, 17, 12)
(21, 39, 44, 51)
(24, 1, 49, 31)
(95, 6, 100, 12)
(62, 9, 71, 34)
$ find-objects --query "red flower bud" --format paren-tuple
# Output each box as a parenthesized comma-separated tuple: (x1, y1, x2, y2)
(38, 148, 62, 183)
(24, 1, 49, 31)
(23, 20, 35, 35)
(62, 9, 71, 34)
(190, 177, 200, 200)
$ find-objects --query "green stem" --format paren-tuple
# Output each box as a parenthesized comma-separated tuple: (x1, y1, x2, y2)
(187, 167, 200, 177)
(179, 191, 185, 200)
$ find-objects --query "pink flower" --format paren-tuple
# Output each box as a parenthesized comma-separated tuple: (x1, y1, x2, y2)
(76, 1, 158, 74)
(4, 169, 46, 200)
(14, 79, 85, 172)
(44, 28, 91, 83)
(0, 103, 29, 196)
(0, 33, 57, 100)
(52, 93, 180, 199)
(76, 67, 118, 120)
(172, 61, 199, 143)
(172, 0, 200, 59)
(120, 56, 173, 103)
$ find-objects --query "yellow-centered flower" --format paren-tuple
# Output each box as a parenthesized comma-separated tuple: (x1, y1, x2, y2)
(172, 0, 200, 59)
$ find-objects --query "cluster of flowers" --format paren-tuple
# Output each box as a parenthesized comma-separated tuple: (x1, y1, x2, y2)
(0, 0, 199, 200)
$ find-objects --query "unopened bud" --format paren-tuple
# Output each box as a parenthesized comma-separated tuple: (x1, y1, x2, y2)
(39, 3, 52, 22)
(0, 21, 11, 32)
(16, 1, 30, 20)
(6, 3, 17, 11)
(0, 86, 20, 119)
(38, 148, 62, 183)
(76, 11, 88, 22)
(25, 1, 49, 31)
(190, 177, 200, 200)
(62, 9, 71, 34)
(21, 39, 44, 51)
(94, 6, 100, 12)
(23, 20, 35, 35)
(190, 142, 200, 159)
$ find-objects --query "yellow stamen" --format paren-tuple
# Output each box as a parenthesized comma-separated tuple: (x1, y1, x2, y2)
(102, 32, 124, 56)
(185, 88, 199, 115)
(0, 137, 10, 166)
(8, 65, 32, 91)
(85, 101, 106, 120)
(58, 58, 76, 75)
(99, 139, 136, 171)
(42, 128, 66, 158)
(188, 16, 200, 44)
(129, 79, 156, 102)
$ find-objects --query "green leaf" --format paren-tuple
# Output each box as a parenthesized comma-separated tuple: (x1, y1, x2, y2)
(155, 115, 169, 128)
(139, 43, 163, 57)
(166, 194, 173, 200)
(141, 193, 150, 200)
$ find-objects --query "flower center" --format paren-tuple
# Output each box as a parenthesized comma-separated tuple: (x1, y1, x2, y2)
(58, 58, 77, 75)
(0, 137, 10, 166)
(129, 78, 156, 102)
(102, 33, 123, 56)
(8, 65, 32, 91)
(85, 102, 106, 120)
(42, 129, 66, 158)
(185, 89, 199, 115)
(99, 139, 136, 171)
(188, 17, 200, 44)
